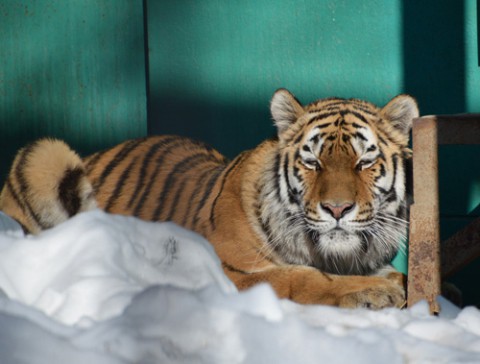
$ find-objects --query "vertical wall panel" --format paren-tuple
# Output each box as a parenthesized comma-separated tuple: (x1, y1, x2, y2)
(146, 0, 403, 158)
(0, 0, 147, 179)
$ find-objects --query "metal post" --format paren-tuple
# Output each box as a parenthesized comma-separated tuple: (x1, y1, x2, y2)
(407, 116, 441, 314)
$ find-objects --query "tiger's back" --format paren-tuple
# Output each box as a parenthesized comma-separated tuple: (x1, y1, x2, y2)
(84, 135, 229, 234)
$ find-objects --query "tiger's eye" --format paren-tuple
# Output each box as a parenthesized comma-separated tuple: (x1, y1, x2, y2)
(356, 159, 375, 171)
(303, 159, 321, 171)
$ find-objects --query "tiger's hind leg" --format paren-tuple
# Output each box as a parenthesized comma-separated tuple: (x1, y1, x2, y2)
(0, 139, 97, 234)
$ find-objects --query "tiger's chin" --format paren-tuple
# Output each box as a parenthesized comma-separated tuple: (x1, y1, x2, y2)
(309, 228, 385, 275)
(315, 229, 365, 256)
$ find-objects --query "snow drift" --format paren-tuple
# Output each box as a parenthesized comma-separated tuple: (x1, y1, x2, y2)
(0, 210, 479, 363)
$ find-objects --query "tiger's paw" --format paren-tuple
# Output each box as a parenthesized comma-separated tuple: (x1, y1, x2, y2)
(338, 281, 406, 309)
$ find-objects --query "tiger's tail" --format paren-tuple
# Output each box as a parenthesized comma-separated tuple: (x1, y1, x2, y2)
(0, 139, 97, 234)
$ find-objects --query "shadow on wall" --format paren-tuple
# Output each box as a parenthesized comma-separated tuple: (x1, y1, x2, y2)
(404, 1, 480, 306)
(403, 1, 465, 115)
(148, 94, 275, 159)
(145, 1, 407, 158)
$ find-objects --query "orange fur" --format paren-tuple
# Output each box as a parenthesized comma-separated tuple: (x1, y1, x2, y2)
(0, 89, 419, 308)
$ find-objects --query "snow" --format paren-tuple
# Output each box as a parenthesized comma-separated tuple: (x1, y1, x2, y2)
(0, 210, 479, 363)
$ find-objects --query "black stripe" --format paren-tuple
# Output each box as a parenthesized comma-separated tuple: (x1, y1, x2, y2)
(378, 150, 386, 161)
(379, 163, 386, 177)
(105, 156, 139, 211)
(383, 154, 400, 204)
(15, 144, 48, 229)
(259, 215, 274, 245)
(181, 166, 220, 226)
(348, 110, 369, 124)
(351, 122, 365, 129)
(127, 136, 178, 209)
(377, 186, 389, 195)
(307, 112, 338, 125)
(133, 139, 189, 218)
(58, 167, 85, 217)
(293, 132, 304, 144)
(377, 128, 398, 146)
(354, 131, 368, 141)
(282, 154, 298, 205)
(377, 153, 399, 205)
(208, 152, 249, 230)
(352, 104, 377, 116)
(222, 262, 250, 275)
(4, 178, 30, 229)
(327, 144, 334, 155)
(385, 191, 398, 203)
(190, 166, 224, 229)
(273, 153, 283, 203)
(308, 100, 346, 111)
(292, 164, 303, 183)
(84, 151, 105, 174)
(309, 134, 321, 143)
(93, 139, 145, 191)
(152, 153, 215, 221)
(389, 154, 399, 192)
(163, 175, 189, 223)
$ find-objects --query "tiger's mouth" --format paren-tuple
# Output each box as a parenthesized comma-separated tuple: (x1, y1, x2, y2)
(307, 225, 367, 254)
(305, 215, 375, 235)
(305, 210, 406, 259)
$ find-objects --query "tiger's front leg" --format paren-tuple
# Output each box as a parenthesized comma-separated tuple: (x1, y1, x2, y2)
(225, 265, 406, 309)
(209, 183, 405, 309)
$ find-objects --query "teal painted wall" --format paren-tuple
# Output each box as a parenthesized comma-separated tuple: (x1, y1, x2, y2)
(0, 0, 147, 180)
(147, 0, 404, 158)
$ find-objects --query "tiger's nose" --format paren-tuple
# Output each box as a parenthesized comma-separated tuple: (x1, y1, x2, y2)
(321, 202, 355, 220)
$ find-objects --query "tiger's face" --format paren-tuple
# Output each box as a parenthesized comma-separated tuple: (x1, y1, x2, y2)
(268, 89, 418, 274)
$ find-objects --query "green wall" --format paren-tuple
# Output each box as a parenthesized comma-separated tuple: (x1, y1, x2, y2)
(147, 0, 404, 157)
(0, 0, 147, 179)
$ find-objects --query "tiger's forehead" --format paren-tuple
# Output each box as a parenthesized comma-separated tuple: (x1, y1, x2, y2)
(298, 98, 382, 158)
(305, 97, 380, 114)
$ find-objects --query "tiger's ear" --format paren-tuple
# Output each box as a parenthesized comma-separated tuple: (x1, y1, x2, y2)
(381, 95, 419, 136)
(270, 89, 305, 136)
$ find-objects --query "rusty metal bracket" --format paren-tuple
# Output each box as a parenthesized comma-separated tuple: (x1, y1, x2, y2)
(442, 217, 480, 278)
(407, 114, 480, 314)
(408, 116, 441, 314)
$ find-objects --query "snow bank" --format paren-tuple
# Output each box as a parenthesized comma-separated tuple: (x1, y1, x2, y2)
(0, 210, 479, 363)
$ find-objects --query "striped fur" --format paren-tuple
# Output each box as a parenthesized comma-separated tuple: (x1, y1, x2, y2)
(0, 89, 419, 308)
(0, 139, 96, 233)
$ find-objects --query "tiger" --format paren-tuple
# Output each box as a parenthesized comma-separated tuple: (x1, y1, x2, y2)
(0, 89, 418, 309)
